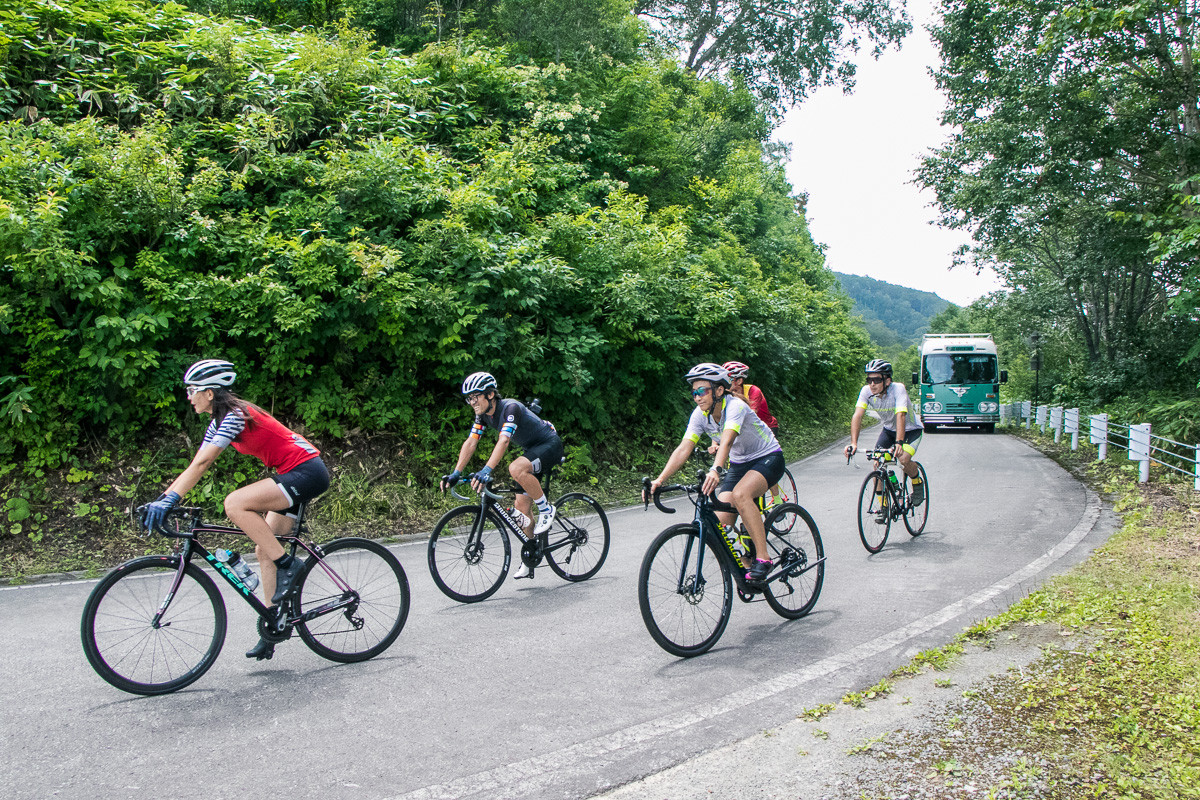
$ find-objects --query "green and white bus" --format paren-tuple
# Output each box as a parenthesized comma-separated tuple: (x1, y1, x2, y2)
(913, 333, 1008, 433)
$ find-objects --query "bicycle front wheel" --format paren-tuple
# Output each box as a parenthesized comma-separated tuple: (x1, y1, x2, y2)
(546, 492, 610, 582)
(428, 505, 511, 603)
(903, 462, 930, 536)
(81, 556, 226, 696)
(857, 472, 891, 553)
(638, 524, 733, 658)
(296, 538, 410, 663)
(761, 503, 825, 619)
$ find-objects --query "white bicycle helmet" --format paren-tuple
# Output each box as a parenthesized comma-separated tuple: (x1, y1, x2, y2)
(722, 360, 749, 380)
(183, 359, 237, 389)
(461, 371, 498, 395)
(683, 362, 730, 387)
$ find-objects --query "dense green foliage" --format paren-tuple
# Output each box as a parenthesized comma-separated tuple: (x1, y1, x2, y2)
(0, 0, 870, 492)
(834, 272, 951, 352)
(919, 0, 1200, 408)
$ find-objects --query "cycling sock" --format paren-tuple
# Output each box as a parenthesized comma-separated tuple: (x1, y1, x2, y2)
(911, 477, 923, 484)
(273, 553, 295, 569)
(535, 496, 551, 514)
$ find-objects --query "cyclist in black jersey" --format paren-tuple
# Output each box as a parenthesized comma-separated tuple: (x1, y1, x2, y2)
(439, 372, 564, 579)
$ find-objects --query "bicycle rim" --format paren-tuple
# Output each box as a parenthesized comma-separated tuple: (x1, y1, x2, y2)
(545, 493, 610, 582)
(81, 556, 226, 695)
(761, 503, 825, 619)
(638, 524, 732, 657)
(903, 462, 930, 536)
(857, 472, 891, 553)
(427, 505, 510, 603)
(296, 538, 410, 662)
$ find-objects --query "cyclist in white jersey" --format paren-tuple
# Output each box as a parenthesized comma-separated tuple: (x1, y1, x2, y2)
(843, 359, 926, 508)
(644, 363, 785, 584)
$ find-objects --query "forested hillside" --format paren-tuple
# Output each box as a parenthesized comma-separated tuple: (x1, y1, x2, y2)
(0, 0, 892, 555)
(833, 272, 951, 350)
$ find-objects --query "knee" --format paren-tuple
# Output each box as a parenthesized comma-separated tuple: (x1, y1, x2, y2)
(223, 494, 242, 517)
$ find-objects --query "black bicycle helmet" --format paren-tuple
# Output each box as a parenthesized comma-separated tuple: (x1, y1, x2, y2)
(864, 359, 892, 379)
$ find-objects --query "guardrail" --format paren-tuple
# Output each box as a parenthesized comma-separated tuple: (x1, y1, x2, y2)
(1000, 401, 1200, 489)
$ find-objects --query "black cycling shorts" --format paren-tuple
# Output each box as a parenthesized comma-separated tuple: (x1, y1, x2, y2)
(272, 456, 330, 518)
(718, 450, 785, 494)
(874, 428, 923, 456)
(516, 436, 565, 482)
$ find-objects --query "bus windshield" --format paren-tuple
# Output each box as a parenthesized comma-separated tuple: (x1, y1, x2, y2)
(923, 354, 998, 385)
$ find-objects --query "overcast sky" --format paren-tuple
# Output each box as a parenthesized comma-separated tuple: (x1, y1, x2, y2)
(774, 0, 1006, 307)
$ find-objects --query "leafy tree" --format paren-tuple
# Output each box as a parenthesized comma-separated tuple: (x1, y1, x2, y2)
(633, 0, 910, 112)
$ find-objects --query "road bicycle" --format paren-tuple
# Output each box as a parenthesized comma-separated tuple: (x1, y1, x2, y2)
(638, 472, 825, 657)
(852, 449, 930, 553)
(427, 469, 610, 603)
(81, 503, 410, 696)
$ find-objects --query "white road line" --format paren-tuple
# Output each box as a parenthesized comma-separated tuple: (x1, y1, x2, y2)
(391, 488, 1102, 800)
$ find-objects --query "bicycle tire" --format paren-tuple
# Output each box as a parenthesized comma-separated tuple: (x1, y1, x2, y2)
(638, 524, 733, 658)
(295, 538, 410, 662)
(903, 462, 930, 536)
(760, 502, 825, 619)
(857, 471, 891, 553)
(428, 505, 511, 603)
(81, 555, 226, 696)
(762, 467, 799, 531)
(545, 492, 610, 582)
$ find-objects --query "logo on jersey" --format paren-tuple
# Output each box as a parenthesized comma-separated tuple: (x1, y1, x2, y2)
(506, 415, 515, 422)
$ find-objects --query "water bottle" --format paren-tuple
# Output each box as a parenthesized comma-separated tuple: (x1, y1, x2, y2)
(887, 470, 900, 489)
(215, 548, 260, 591)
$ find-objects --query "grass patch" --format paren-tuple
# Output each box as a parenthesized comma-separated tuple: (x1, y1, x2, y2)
(858, 429, 1200, 798)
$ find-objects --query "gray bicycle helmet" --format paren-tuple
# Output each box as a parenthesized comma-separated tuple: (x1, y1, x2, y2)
(683, 362, 730, 387)
(461, 371, 498, 395)
(183, 359, 237, 389)
(864, 359, 893, 378)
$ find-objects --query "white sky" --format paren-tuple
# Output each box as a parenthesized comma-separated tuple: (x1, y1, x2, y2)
(774, 0, 1006, 307)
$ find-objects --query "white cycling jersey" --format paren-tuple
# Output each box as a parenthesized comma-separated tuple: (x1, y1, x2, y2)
(685, 395, 780, 464)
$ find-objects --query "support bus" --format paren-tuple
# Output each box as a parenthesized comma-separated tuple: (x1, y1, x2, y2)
(914, 333, 1008, 433)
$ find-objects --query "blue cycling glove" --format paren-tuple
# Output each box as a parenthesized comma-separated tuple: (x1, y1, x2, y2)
(440, 470, 461, 490)
(144, 491, 181, 531)
(475, 465, 493, 483)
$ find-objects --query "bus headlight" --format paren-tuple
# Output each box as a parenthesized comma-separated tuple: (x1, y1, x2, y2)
(923, 401, 943, 413)
(977, 401, 998, 413)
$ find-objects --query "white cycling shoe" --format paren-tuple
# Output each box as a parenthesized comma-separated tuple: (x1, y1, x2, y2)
(533, 505, 556, 535)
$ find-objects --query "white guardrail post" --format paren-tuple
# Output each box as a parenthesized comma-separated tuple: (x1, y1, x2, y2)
(1090, 413, 1108, 460)
(1065, 408, 1080, 450)
(1024, 400, 1033, 429)
(1050, 406, 1063, 443)
(1128, 422, 1151, 483)
(1036, 404, 1048, 432)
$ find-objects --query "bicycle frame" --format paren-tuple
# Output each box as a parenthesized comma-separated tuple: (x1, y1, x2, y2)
(864, 450, 908, 513)
(151, 510, 359, 633)
(450, 473, 579, 560)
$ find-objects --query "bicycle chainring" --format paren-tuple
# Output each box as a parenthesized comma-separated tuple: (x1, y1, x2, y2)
(257, 615, 293, 643)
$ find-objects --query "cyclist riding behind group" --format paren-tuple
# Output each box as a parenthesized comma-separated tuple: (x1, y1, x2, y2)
(721, 360, 783, 508)
(439, 371, 564, 579)
(843, 359, 926, 514)
(142, 359, 330, 660)
(644, 363, 786, 584)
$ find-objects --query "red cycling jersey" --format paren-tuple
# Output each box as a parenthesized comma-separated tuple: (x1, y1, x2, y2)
(204, 404, 320, 474)
(744, 384, 778, 430)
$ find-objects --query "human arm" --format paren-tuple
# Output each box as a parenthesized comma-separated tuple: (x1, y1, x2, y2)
(471, 434, 511, 492)
(441, 435, 481, 492)
(145, 444, 223, 529)
(645, 438, 698, 502)
(703, 431, 737, 495)
(891, 411, 907, 459)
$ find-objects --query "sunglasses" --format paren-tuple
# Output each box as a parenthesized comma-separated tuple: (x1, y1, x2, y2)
(865, 376, 885, 384)
(691, 386, 711, 398)
(464, 392, 485, 405)
(185, 386, 206, 398)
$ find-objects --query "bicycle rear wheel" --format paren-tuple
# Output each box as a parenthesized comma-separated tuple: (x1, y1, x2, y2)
(545, 492, 610, 581)
(903, 462, 930, 536)
(296, 538, 410, 662)
(428, 505, 511, 603)
(81, 556, 226, 696)
(638, 524, 733, 658)
(857, 472, 891, 553)
(761, 503, 825, 619)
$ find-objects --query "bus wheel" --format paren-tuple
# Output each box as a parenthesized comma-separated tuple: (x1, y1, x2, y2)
(925, 424, 937, 434)
(981, 423, 995, 434)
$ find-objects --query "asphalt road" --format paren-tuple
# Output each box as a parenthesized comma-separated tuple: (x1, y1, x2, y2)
(0, 431, 1115, 800)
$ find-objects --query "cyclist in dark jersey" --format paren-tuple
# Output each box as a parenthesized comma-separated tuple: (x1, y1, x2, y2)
(143, 359, 330, 660)
(439, 371, 564, 579)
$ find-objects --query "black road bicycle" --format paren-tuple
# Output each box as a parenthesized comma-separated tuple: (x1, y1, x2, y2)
(81, 504, 410, 696)
(427, 470, 610, 603)
(638, 473, 825, 657)
(853, 449, 930, 553)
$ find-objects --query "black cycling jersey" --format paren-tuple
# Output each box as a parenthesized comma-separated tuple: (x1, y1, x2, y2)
(470, 398, 558, 451)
